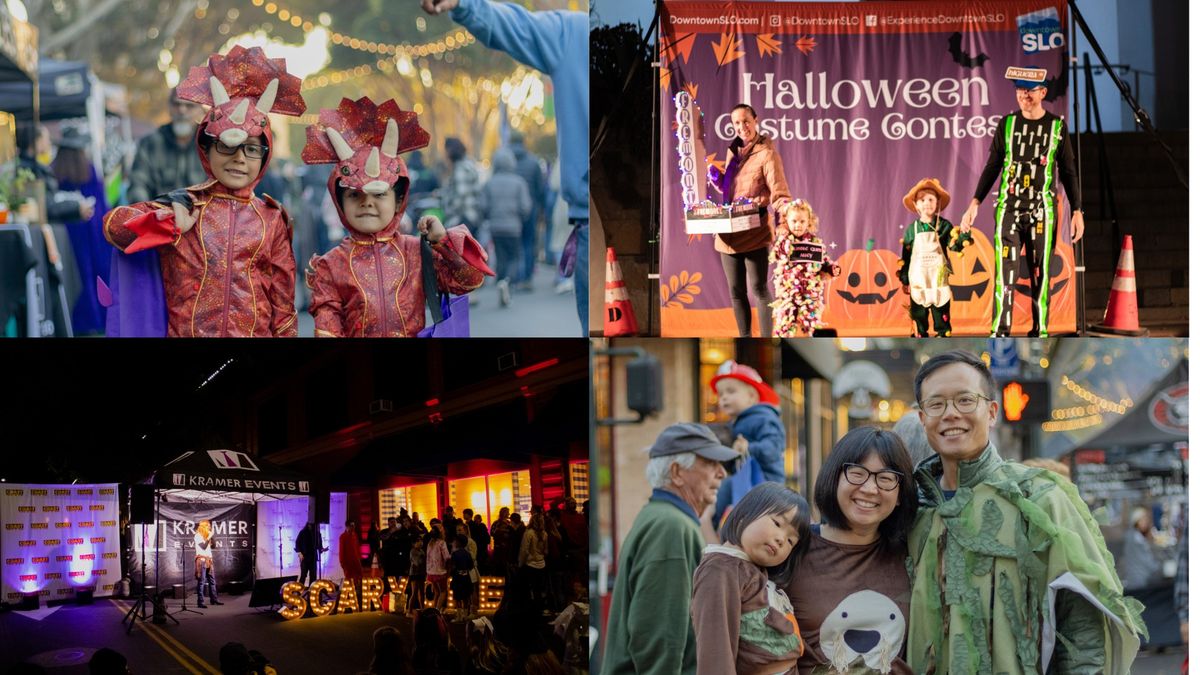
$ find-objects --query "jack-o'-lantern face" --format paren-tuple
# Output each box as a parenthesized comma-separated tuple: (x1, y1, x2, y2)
(1013, 234, 1075, 332)
(824, 241, 908, 333)
(832, 245, 902, 305)
(948, 235, 995, 333)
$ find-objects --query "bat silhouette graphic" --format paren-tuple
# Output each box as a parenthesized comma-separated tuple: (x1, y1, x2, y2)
(947, 32, 989, 69)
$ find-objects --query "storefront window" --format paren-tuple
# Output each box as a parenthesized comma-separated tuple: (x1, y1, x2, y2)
(570, 461, 590, 502)
(448, 471, 533, 525)
(378, 483, 438, 524)
(699, 338, 734, 423)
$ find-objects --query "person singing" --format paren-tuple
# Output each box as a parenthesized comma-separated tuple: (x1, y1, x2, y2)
(194, 520, 223, 608)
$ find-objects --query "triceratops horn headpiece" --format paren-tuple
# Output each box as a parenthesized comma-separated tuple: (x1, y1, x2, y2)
(301, 97, 429, 197)
(177, 46, 306, 150)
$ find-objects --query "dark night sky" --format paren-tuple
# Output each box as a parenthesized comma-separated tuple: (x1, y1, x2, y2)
(0, 340, 587, 486)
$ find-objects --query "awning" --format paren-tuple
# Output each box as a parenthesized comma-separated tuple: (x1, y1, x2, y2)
(0, 59, 89, 121)
(1078, 361, 1188, 450)
(149, 450, 313, 496)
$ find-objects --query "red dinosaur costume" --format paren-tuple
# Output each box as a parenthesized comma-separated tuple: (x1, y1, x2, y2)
(302, 97, 491, 337)
(103, 46, 305, 337)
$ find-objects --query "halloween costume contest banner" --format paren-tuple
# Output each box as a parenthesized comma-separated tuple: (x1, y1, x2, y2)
(127, 502, 255, 589)
(1, 484, 121, 603)
(659, 0, 1076, 336)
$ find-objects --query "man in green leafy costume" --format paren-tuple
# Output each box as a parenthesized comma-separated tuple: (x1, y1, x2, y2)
(907, 350, 1145, 674)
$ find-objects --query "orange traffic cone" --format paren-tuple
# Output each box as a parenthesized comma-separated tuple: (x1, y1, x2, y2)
(604, 247, 638, 336)
(1089, 235, 1149, 336)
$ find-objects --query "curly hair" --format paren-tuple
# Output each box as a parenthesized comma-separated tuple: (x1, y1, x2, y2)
(780, 199, 819, 232)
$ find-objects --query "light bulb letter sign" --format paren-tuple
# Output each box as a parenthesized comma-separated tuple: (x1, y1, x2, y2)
(674, 91, 706, 210)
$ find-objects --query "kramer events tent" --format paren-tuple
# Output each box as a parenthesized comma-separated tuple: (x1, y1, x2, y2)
(129, 451, 346, 594)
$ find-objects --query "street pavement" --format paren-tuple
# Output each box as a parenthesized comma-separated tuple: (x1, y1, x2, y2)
(293, 261, 580, 338)
(1132, 646, 1186, 674)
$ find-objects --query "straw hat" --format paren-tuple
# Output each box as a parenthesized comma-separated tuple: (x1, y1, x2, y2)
(902, 178, 951, 214)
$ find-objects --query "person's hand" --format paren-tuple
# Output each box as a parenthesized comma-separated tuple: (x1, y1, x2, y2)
(420, 0, 459, 15)
(1070, 210, 1085, 243)
(418, 215, 447, 243)
(902, 285, 910, 295)
(1181, 621, 1188, 645)
(733, 435, 749, 456)
(171, 202, 197, 234)
(78, 201, 95, 221)
(298, 553, 304, 562)
(961, 199, 979, 231)
(752, 195, 768, 207)
(707, 165, 721, 184)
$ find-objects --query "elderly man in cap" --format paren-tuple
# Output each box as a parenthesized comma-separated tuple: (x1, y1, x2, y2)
(960, 66, 1083, 338)
(601, 423, 739, 675)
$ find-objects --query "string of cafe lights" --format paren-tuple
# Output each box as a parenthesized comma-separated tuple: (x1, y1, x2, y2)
(246, 0, 476, 57)
(1059, 375, 1132, 414)
(1040, 375, 1134, 433)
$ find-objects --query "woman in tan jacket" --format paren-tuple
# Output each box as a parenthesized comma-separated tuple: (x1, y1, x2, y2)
(708, 104, 793, 336)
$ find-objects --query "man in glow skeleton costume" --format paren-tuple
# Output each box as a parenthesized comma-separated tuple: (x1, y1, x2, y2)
(103, 46, 304, 337)
(302, 97, 491, 337)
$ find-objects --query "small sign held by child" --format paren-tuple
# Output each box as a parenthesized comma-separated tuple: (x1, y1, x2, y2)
(788, 241, 826, 264)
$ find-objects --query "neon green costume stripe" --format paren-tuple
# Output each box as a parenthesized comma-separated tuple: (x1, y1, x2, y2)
(991, 115, 1015, 333)
(1036, 118, 1062, 336)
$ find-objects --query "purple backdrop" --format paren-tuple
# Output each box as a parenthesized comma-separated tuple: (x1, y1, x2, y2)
(658, 0, 1074, 336)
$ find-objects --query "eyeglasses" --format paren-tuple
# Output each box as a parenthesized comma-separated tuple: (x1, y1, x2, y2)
(213, 139, 268, 159)
(842, 463, 903, 491)
(918, 392, 991, 417)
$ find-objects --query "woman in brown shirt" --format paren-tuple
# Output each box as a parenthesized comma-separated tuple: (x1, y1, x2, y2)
(785, 427, 917, 674)
(708, 104, 793, 337)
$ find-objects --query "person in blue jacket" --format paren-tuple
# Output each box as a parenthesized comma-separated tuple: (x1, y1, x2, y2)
(421, 0, 589, 336)
(709, 360, 786, 529)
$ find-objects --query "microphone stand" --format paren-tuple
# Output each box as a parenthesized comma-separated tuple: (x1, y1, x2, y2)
(173, 540, 203, 617)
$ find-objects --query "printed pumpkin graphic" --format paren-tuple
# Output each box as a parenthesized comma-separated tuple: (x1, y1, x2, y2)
(1011, 234, 1075, 333)
(823, 239, 908, 334)
(948, 233, 994, 332)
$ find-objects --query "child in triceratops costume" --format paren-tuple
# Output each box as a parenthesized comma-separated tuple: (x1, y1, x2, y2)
(302, 97, 492, 337)
(104, 46, 305, 337)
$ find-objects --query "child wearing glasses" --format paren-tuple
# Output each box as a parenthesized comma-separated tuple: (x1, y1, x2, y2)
(785, 426, 917, 674)
(691, 482, 809, 675)
(104, 46, 305, 336)
(709, 361, 786, 530)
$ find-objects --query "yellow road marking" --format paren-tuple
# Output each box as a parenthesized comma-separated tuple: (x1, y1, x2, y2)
(108, 600, 220, 675)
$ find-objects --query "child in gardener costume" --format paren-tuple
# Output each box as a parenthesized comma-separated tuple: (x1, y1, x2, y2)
(301, 97, 492, 337)
(907, 350, 1145, 675)
(104, 46, 305, 337)
(896, 178, 958, 338)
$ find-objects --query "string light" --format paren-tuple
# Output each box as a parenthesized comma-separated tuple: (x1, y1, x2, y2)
(247, 0, 475, 57)
(1059, 375, 1132, 414)
(1042, 414, 1104, 433)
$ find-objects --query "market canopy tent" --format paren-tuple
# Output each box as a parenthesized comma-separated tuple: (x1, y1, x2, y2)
(1078, 361, 1188, 451)
(0, 59, 90, 121)
(151, 450, 314, 497)
(133, 451, 345, 589)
